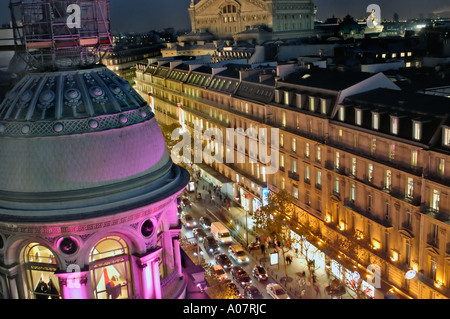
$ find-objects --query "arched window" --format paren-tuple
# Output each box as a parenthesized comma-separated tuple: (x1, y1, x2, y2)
(89, 236, 132, 299)
(22, 243, 60, 299)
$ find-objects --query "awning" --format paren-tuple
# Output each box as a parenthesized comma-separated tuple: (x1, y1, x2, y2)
(194, 163, 233, 184)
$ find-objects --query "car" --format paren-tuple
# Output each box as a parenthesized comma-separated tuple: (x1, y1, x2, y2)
(266, 283, 290, 299)
(214, 253, 232, 271)
(230, 266, 252, 288)
(182, 197, 191, 208)
(180, 213, 196, 228)
(211, 265, 227, 282)
(252, 265, 268, 282)
(202, 236, 220, 255)
(228, 244, 249, 264)
(193, 228, 207, 242)
(243, 285, 263, 299)
(199, 216, 212, 229)
(224, 279, 241, 298)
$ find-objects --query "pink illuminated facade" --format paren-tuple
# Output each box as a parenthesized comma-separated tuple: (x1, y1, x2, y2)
(0, 0, 190, 299)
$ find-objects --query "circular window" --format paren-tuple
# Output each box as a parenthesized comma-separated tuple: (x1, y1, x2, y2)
(141, 219, 154, 237)
(58, 237, 78, 255)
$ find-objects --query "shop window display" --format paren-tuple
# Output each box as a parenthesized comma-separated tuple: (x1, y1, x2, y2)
(89, 236, 131, 299)
(23, 243, 60, 299)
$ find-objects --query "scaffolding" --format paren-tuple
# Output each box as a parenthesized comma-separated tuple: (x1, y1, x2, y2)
(9, 0, 112, 70)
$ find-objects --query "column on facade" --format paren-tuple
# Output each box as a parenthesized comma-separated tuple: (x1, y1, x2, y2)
(173, 237, 182, 277)
(0, 264, 20, 299)
(55, 270, 91, 299)
(135, 247, 162, 299)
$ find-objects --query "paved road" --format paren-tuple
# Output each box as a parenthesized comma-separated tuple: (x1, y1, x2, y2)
(180, 197, 291, 299)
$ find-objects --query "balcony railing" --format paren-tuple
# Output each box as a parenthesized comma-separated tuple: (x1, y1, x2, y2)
(288, 171, 300, 181)
(344, 200, 392, 228)
(421, 204, 450, 222)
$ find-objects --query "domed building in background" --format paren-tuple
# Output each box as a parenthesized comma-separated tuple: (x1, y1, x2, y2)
(0, 0, 189, 299)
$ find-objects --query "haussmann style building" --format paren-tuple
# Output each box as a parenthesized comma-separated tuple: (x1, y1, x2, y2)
(135, 57, 450, 299)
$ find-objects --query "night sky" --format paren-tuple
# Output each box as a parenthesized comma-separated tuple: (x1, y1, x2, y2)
(0, 0, 449, 32)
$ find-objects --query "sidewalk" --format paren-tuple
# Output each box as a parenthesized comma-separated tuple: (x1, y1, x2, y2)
(188, 177, 356, 299)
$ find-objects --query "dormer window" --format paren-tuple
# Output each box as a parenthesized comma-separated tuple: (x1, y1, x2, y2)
(320, 98, 327, 114)
(338, 106, 345, 121)
(443, 127, 450, 147)
(372, 112, 379, 130)
(296, 93, 303, 108)
(355, 108, 362, 126)
(284, 91, 291, 105)
(413, 121, 422, 141)
(309, 96, 315, 112)
(391, 116, 399, 135)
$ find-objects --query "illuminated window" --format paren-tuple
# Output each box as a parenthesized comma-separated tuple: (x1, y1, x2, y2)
(431, 189, 440, 212)
(411, 150, 418, 168)
(413, 122, 422, 141)
(355, 108, 362, 126)
(406, 177, 414, 199)
(293, 186, 299, 199)
(335, 151, 340, 170)
(284, 92, 290, 105)
(334, 177, 340, 194)
(309, 96, 315, 112)
(320, 99, 327, 114)
(437, 158, 445, 176)
(304, 166, 310, 183)
(368, 163, 374, 183)
(23, 243, 60, 299)
(338, 106, 345, 121)
(351, 157, 357, 176)
(391, 116, 399, 135)
(316, 170, 322, 188)
(90, 236, 131, 299)
(372, 112, 379, 130)
(385, 170, 392, 190)
(350, 184, 356, 202)
(305, 142, 310, 158)
(442, 127, 450, 147)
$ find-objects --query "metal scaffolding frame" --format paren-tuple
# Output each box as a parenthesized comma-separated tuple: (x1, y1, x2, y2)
(9, 0, 112, 70)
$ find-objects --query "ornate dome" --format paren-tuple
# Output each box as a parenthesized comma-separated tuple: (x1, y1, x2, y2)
(0, 66, 189, 222)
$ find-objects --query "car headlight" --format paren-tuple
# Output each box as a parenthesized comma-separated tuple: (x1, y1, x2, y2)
(245, 257, 249, 262)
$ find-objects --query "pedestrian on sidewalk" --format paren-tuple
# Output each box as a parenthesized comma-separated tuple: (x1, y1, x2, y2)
(260, 243, 266, 256)
(285, 255, 292, 265)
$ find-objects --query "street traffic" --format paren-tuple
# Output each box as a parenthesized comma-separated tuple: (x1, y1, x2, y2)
(179, 193, 291, 299)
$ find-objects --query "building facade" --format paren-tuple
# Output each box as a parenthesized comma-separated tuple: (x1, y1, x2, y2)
(135, 58, 450, 299)
(187, 0, 315, 41)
